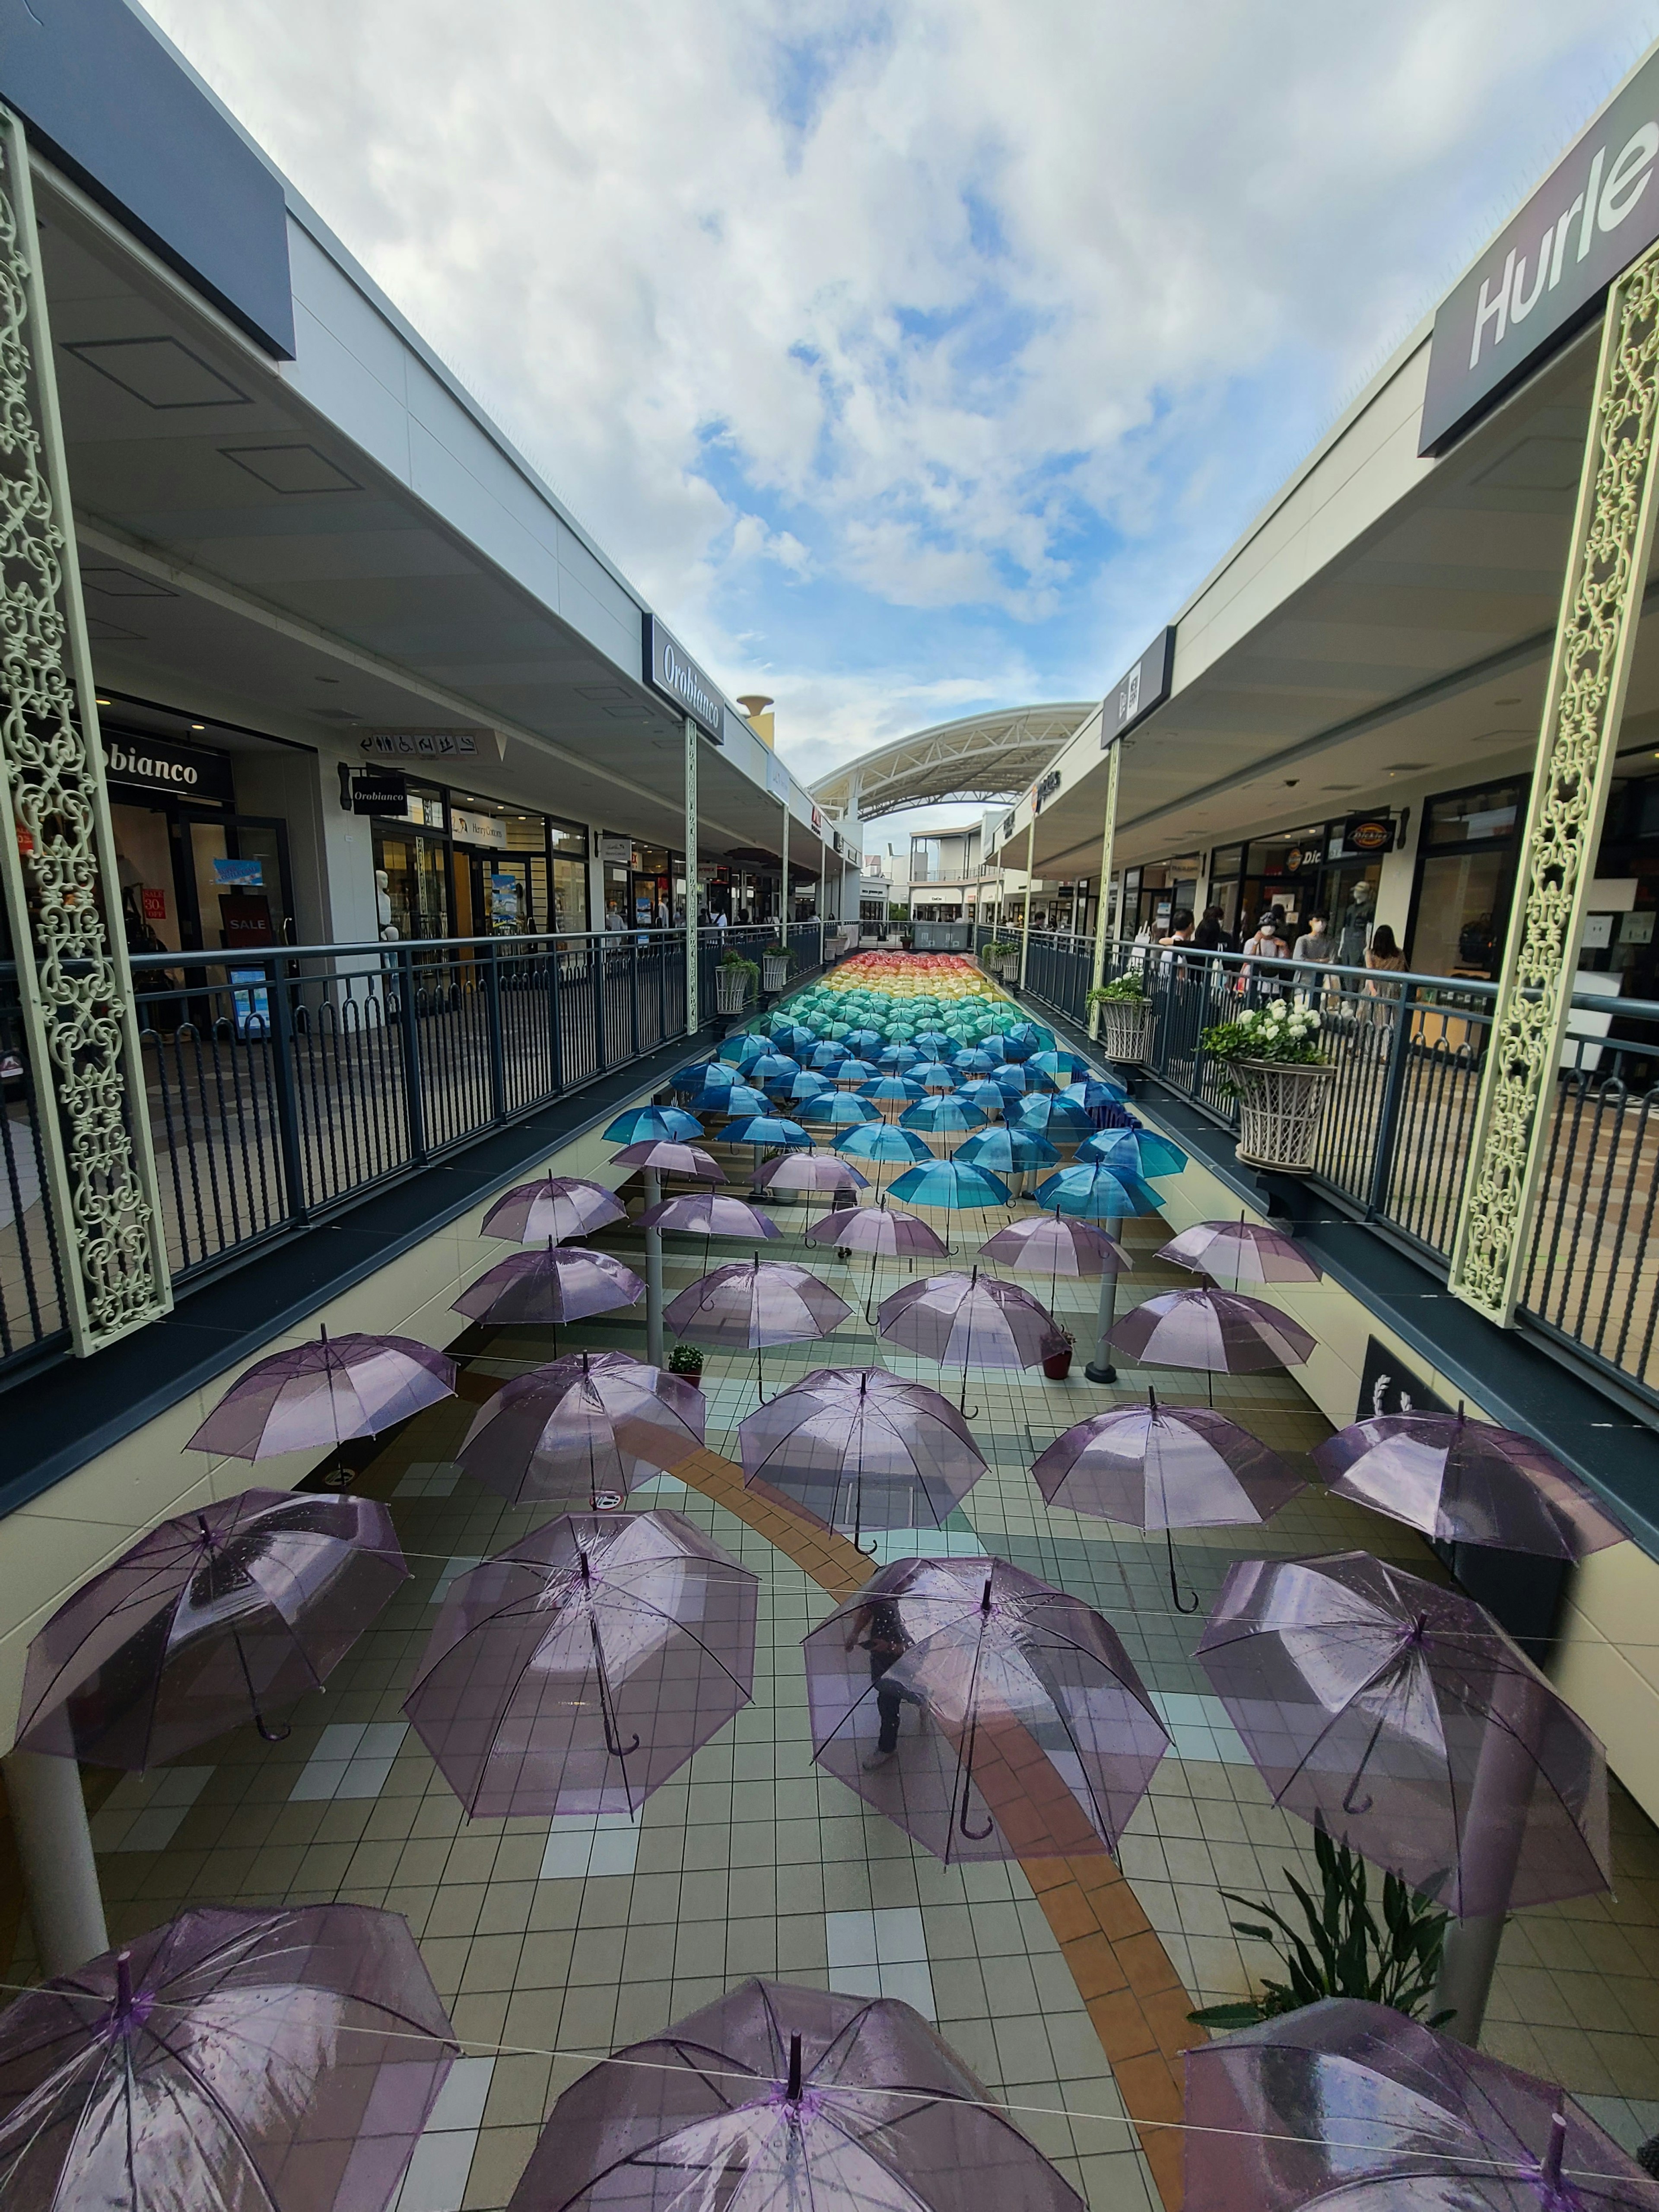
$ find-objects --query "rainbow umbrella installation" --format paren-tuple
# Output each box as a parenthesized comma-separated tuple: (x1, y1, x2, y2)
(805, 1201, 947, 1310)
(405, 1512, 757, 1821)
(1184, 1996, 1659, 2212)
(1032, 1392, 1304, 1609)
(1198, 1551, 1612, 2041)
(740, 1367, 986, 1550)
(479, 1173, 625, 1244)
(805, 1556, 1167, 1862)
(453, 1350, 706, 1509)
(504, 1977, 1091, 2212)
(0, 1904, 458, 2212)
(184, 1328, 455, 1485)
(878, 1266, 1066, 1412)
(664, 1258, 854, 1400)
(16, 1491, 408, 1764)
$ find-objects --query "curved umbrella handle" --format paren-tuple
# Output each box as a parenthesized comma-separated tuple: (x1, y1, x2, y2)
(1340, 1705, 1391, 1817)
(588, 1613, 641, 1765)
(954, 1714, 995, 1843)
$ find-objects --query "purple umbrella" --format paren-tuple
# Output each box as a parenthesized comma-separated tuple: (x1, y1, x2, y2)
(454, 1351, 706, 1509)
(665, 1258, 853, 1398)
(1185, 1997, 1657, 2212)
(806, 1556, 1166, 1863)
(505, 1977, 1088, 2212)
(1032, 1390, 1304, 1609)
(404, 1510, 757, 1819)
(1196, 1551, 1611, 1921)
(1108, 1287, 1316, 1376)
(1313, 1409, 1624, 1560)
(636, 1189, 779, 1280)
(0, 1904, 457, 2212)
(978, 1211, 1129, 1277)
(804, 1203, 947, 1313)
(740, 1367, 987, 1548)
(185, 1329, 454, 1467)
(878, 1267, 1066, 1411)
(1157, 1216, 1324, 1287)
(750, 1151, 869, 1236)
(16, 1491, 408, 1766)
(451, 1243, 644, 1331)
(479, 1173, 626, 1244)
(610, 1138, 725, 1182)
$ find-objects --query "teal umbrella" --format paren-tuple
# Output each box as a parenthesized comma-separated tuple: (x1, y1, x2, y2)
(955, 1080, 1007, 1119)
(1034, 1163, 1160, 1220)
(899, 1097, 986, 1141)
(836, 1058, 881, 1086)
(911, 1061, 960, 1091)
(801, 1093, 881, 1129)
(1029, 1050, 1090, 1081)
(888, 1160, 1011, 1211)
(603, 1105, 703, 1144)
(721, 1115, 813, 1152)
(1014, 1096, 1095, 1140)
(835, 1124, 933, 1166)
(1079, 1127, 1190, 1179)
(957, 1127, 1058, 1175)
(859, 1075, 927, 1105)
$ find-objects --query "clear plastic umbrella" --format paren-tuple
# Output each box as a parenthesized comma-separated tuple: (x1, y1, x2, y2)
(453, 1350, 706, 1508)
(16, 1490, 408, 1765)
(1157, 1217, 1324, 1287)
(741, 1367, 986, 1548)
(636, 1190, 779, 1280)
(664, 1258, 853, 1398)
(479, 1174, 626, 1244)
(1108, 1287, 1316, 1375)
(1184, 1996, 1658, 2212)
(977, 1211, 1128, 1278)
(877, 1266, 1066, 1412)
(0, 1904, 457, 2212)
(184, 1328, 454, 1481)
(805, 1204, 948, 1312)
(610, 1138, 725, 1181)
(404, 1510, 757, 1819)
(451, 1244, 644, 1335)
(503, 1977, 1089, 2212)
(806, 1556, 1167, 1862)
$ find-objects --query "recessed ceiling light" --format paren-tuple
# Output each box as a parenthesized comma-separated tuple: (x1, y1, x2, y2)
(1494, 696, 1521, 705)
(95, 695, 111, 706)
(315, 675, 341, 686)
(190, 722, 205, 731)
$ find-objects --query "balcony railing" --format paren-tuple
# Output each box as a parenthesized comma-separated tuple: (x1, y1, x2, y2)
(0, 921, 825, 1383)
(982, 926, 1659, 1419)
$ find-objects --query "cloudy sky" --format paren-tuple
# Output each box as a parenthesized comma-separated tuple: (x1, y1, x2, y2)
(148, 0, 1655, 842)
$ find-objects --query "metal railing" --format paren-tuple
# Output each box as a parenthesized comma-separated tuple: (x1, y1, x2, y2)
(1002, 930, 1659, 1418)
(0, 921, 827, 1380)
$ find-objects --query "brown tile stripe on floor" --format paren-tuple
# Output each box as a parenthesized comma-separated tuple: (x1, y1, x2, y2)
(663, 1439, 1193, 2209)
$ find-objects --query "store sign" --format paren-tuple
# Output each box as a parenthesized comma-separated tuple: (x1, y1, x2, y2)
(1102, 627, 1176, 746)
(642, 614, 724, 740)
(1343, 811, 1395, 856)
(141, 887, 166, 920)
(103, 732, 234, 805)
(810, 806, 824, 836)
(359, 729, 482, 758)
(1034, 769, 1062, 810)
(451, 807, 509, 850)
(597, 833, 632, 865)
(351, 769, 408, 816)
(212, 857, 264, 886)
(1421, 50, 1659, 452)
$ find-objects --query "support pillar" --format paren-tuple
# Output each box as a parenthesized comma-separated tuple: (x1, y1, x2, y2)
(780, 791, 790, 941)
(683, 714, 699, 1033)
(1018, 817, 1036, 990)
(1084, 1229, 1122, 1385)
(3, 1749, 108, 1976)
(1450, 236, 1659, 1325)
(0, 107, 170, 1354)
(1087, 740, 1122, 1044)
(642, 1167, 664, 1367)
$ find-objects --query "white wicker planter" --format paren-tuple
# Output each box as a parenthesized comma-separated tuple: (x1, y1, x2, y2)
(1231, 1058, 1336, 1174)
(763, 954, 790, 994)
(1094, 995, 1156, 1065)
(715, 967, 752, 1016)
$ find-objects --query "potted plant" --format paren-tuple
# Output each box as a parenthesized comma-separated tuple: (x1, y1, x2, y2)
(761, 940, 796, 995)
(984, 936, 1020, 981)
(667, 1343, 704, 1382)
(716, 949, 760, 1016)
(1200, 997, 1334, 1173)
(1087, 973, 1156, 1064)
(1042, 1326, 1074, 1381)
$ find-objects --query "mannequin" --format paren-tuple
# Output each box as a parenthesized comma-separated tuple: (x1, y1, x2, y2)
(375, 867, 399, 942)
(1336, 879, 1374, 968)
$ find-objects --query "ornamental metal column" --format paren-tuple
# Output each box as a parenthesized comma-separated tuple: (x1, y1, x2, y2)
(1449, 237, 1659, 1325)
(1017, 815, 1036, 989)
(1087, 737, 1122, 1043)
(780, 786, 790, 940)
(683, 713, 699, 1033)
(0, 107, 170, 1354)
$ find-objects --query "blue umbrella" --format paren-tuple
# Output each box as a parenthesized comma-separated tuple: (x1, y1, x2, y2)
(788, 1070, 836, 1102)
(979, 1032, 1024, 1063)
(1014, 1095, 1096, 1140)
(768, 1020, 816, 1054)
(990, 1062, 1041, 1095)
(1006, 1021, 1055, 1055)
(810, 1040, 852, 1068)
(1061, 1076, 1130, 1120)
(888, 1159, 1012, 1210)
(603, 1104, 703, 1143)
(801, 1092, 880, 1129)
(1030, 1050, 1090, 1081)
(877, 1045, 922, 1071)
(911, 1060, 960, 1092)
(835, 1124, 934, 1166)
(954, 1079, 1007, 1119)
(836, 1058, 881, 1086)
(721, 1033, 768, 1069)
(954, 1049, 998, 1076)
(1078, 1126, 1189, 1179)
(750, 1053, 801, 1086)
(957, 1127, 1058, 1174)
(912, 1032, 956, 1058)
(899, 1097, 987, 1137)
(1034, 1162, 1161, 1220)
(846, 1029, 885, 1056)
(673, 1058, 731, 1096)
(860, 1075, 927, 1105)
(721, 1114, 813, 1151)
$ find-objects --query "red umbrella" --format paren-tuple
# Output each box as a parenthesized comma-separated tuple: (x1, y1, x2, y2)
(184, 1328, 454, 1484)
(479, 1174, 625, 1243)
(454, 1351, 706, 1509)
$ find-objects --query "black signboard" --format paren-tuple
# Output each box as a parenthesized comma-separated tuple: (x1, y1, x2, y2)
(643, 613, 723, 740)
(1034, 769, 1061, 810)
(351, 769, 409, 816)
(1101, 627, 1176, 747)
(1343, 811, 1395, 858)
(102, 731, 235, 806)
(1356, 1335, 1451, 1422)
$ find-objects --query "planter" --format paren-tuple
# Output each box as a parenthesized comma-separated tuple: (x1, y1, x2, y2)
(1095, 995, 1156, 1065)
(762, 954, 790, 994)
(1231, 1057, 1337, 1174)
(715, 967, 752, 1016)
(1042, 1347, 1074, 1380)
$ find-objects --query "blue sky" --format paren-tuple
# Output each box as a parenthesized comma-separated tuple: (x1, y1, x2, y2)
(149, 0, 1659, 843)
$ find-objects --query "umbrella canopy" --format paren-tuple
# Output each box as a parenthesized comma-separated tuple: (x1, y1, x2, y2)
(675, 1055, 733, 1092)
(911, 1060, 961, 1092)
(860, 1074, 928, 1105)
(741, 1367, 986, 1537)
(954, 1078, 1008, 1117)
(1005, 1020, 1054, 1053)
(806, 1556, 1167, 1862)
(1032, 1394, 1305, 1527)
(454, 1351, 706, 1507)
(602, 1104, 703, 1144)
(809, 1039, 851, 1068)
(452, 1244, 645, 1325)
(479, 1174, 626, 1244)
(721, 1114, 814, 1150)
(1197, 1551, 1611, 1916)
(1109, 1287, 1316, 1372)
(800, 1091, 881, 1128)
(749, 1053, 801, 1086)
(1060, 1076, 1130, 1122)
(977, 1032, 1023, 1063)
(912, 1032, 957, 1057)
(0, 1905, 457, 2212)
(787, 1069, 836, 1102)
(888, 1160, 1012, 1210)
(405, 1511, 757, 1819)
(1077, 1125, 1190, 1178)
(505, 1977, 1088, 2212)
(900, 1097, 987, 1138)
(878, 1268, 1065, 1371)
(805, 1206, 948, 1259)
(878, 1043, 923, 1071)
(1184, 1996, 1659, 2212)
(1013, 1095, 1094, 1139)
(636, 1192, 779, 1241)
(953, 1048, 998, 1075)
(989, 1061, 1041, 1095)
(664, 1259, 853, 1350)
(1032, 1162, 1162, 1220)
(714, 1083, 772, 1118)
(610, 1139, 725, 1181)
(977, 1212, 1129, 1276)
(720, 1033, 768, 1068)
(835, 1056, 881, 1085)
(1029, 1050, 1090, 1080)
(1313, 1411, 1624, 1559)
(836, 1122, 934, 1166)
(752, 1151, 870, 1198)
(185, 1331, 454, 1461)
(16, 1491, 408, 1767)
(846, 1028, 886, 1055)
(956, 1127, 1057, 1174)
(1157, 1217, 1324, 1287)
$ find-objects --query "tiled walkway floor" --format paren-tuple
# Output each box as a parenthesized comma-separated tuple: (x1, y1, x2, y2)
(16, 1087, 1659, 2202)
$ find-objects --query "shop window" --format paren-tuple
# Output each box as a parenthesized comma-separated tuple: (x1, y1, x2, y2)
(1407, 778, 1527, 982)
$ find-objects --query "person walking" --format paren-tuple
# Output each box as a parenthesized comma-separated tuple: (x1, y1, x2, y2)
(845, 1594, 921, 1767)
(1291, 911, 1335, 998)
(1240, 908, 1290, 1000)
(1362, 923, 1408, 1053)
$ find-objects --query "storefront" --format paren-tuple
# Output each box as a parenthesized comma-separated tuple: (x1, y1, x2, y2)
(367, 776, 589, 941)
(1214, 825, 1386, 961)
(1403, 782, 1525, 982)
(601, 835, 685, 930)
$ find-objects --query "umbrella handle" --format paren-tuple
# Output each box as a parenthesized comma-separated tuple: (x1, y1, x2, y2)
(1165, 1529, 1200, 1615)
(1340, 1705, 1391, 1816)
(955, 1714, 995, 1843)
(588, 1615, 641, 1765)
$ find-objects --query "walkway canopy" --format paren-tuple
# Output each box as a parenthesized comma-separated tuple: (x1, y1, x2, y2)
(809, 704, 1091, 823)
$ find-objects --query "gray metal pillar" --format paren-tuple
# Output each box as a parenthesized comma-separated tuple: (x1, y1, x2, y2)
(683, 715, 699, 1032)
(3, 1749, 108, 1976)
(642, 1167, 664, 1367)
(1084, 1227, 1122, 1384)
(1018, 817, 1036, 989)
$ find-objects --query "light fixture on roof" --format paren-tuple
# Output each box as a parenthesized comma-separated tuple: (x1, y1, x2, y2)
(190, 722, 206, 731)
(95, 695, 111, 706)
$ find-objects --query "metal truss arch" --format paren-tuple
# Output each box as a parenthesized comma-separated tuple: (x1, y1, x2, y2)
(808, 702, 1092, 823)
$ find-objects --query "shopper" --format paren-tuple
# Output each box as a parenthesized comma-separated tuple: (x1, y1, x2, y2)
(1291, 911, 1335, 996)
(1240, 908, 1290, 997)
(1192, 903, 1229, 952)
(845, 1594, 921, 1767)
